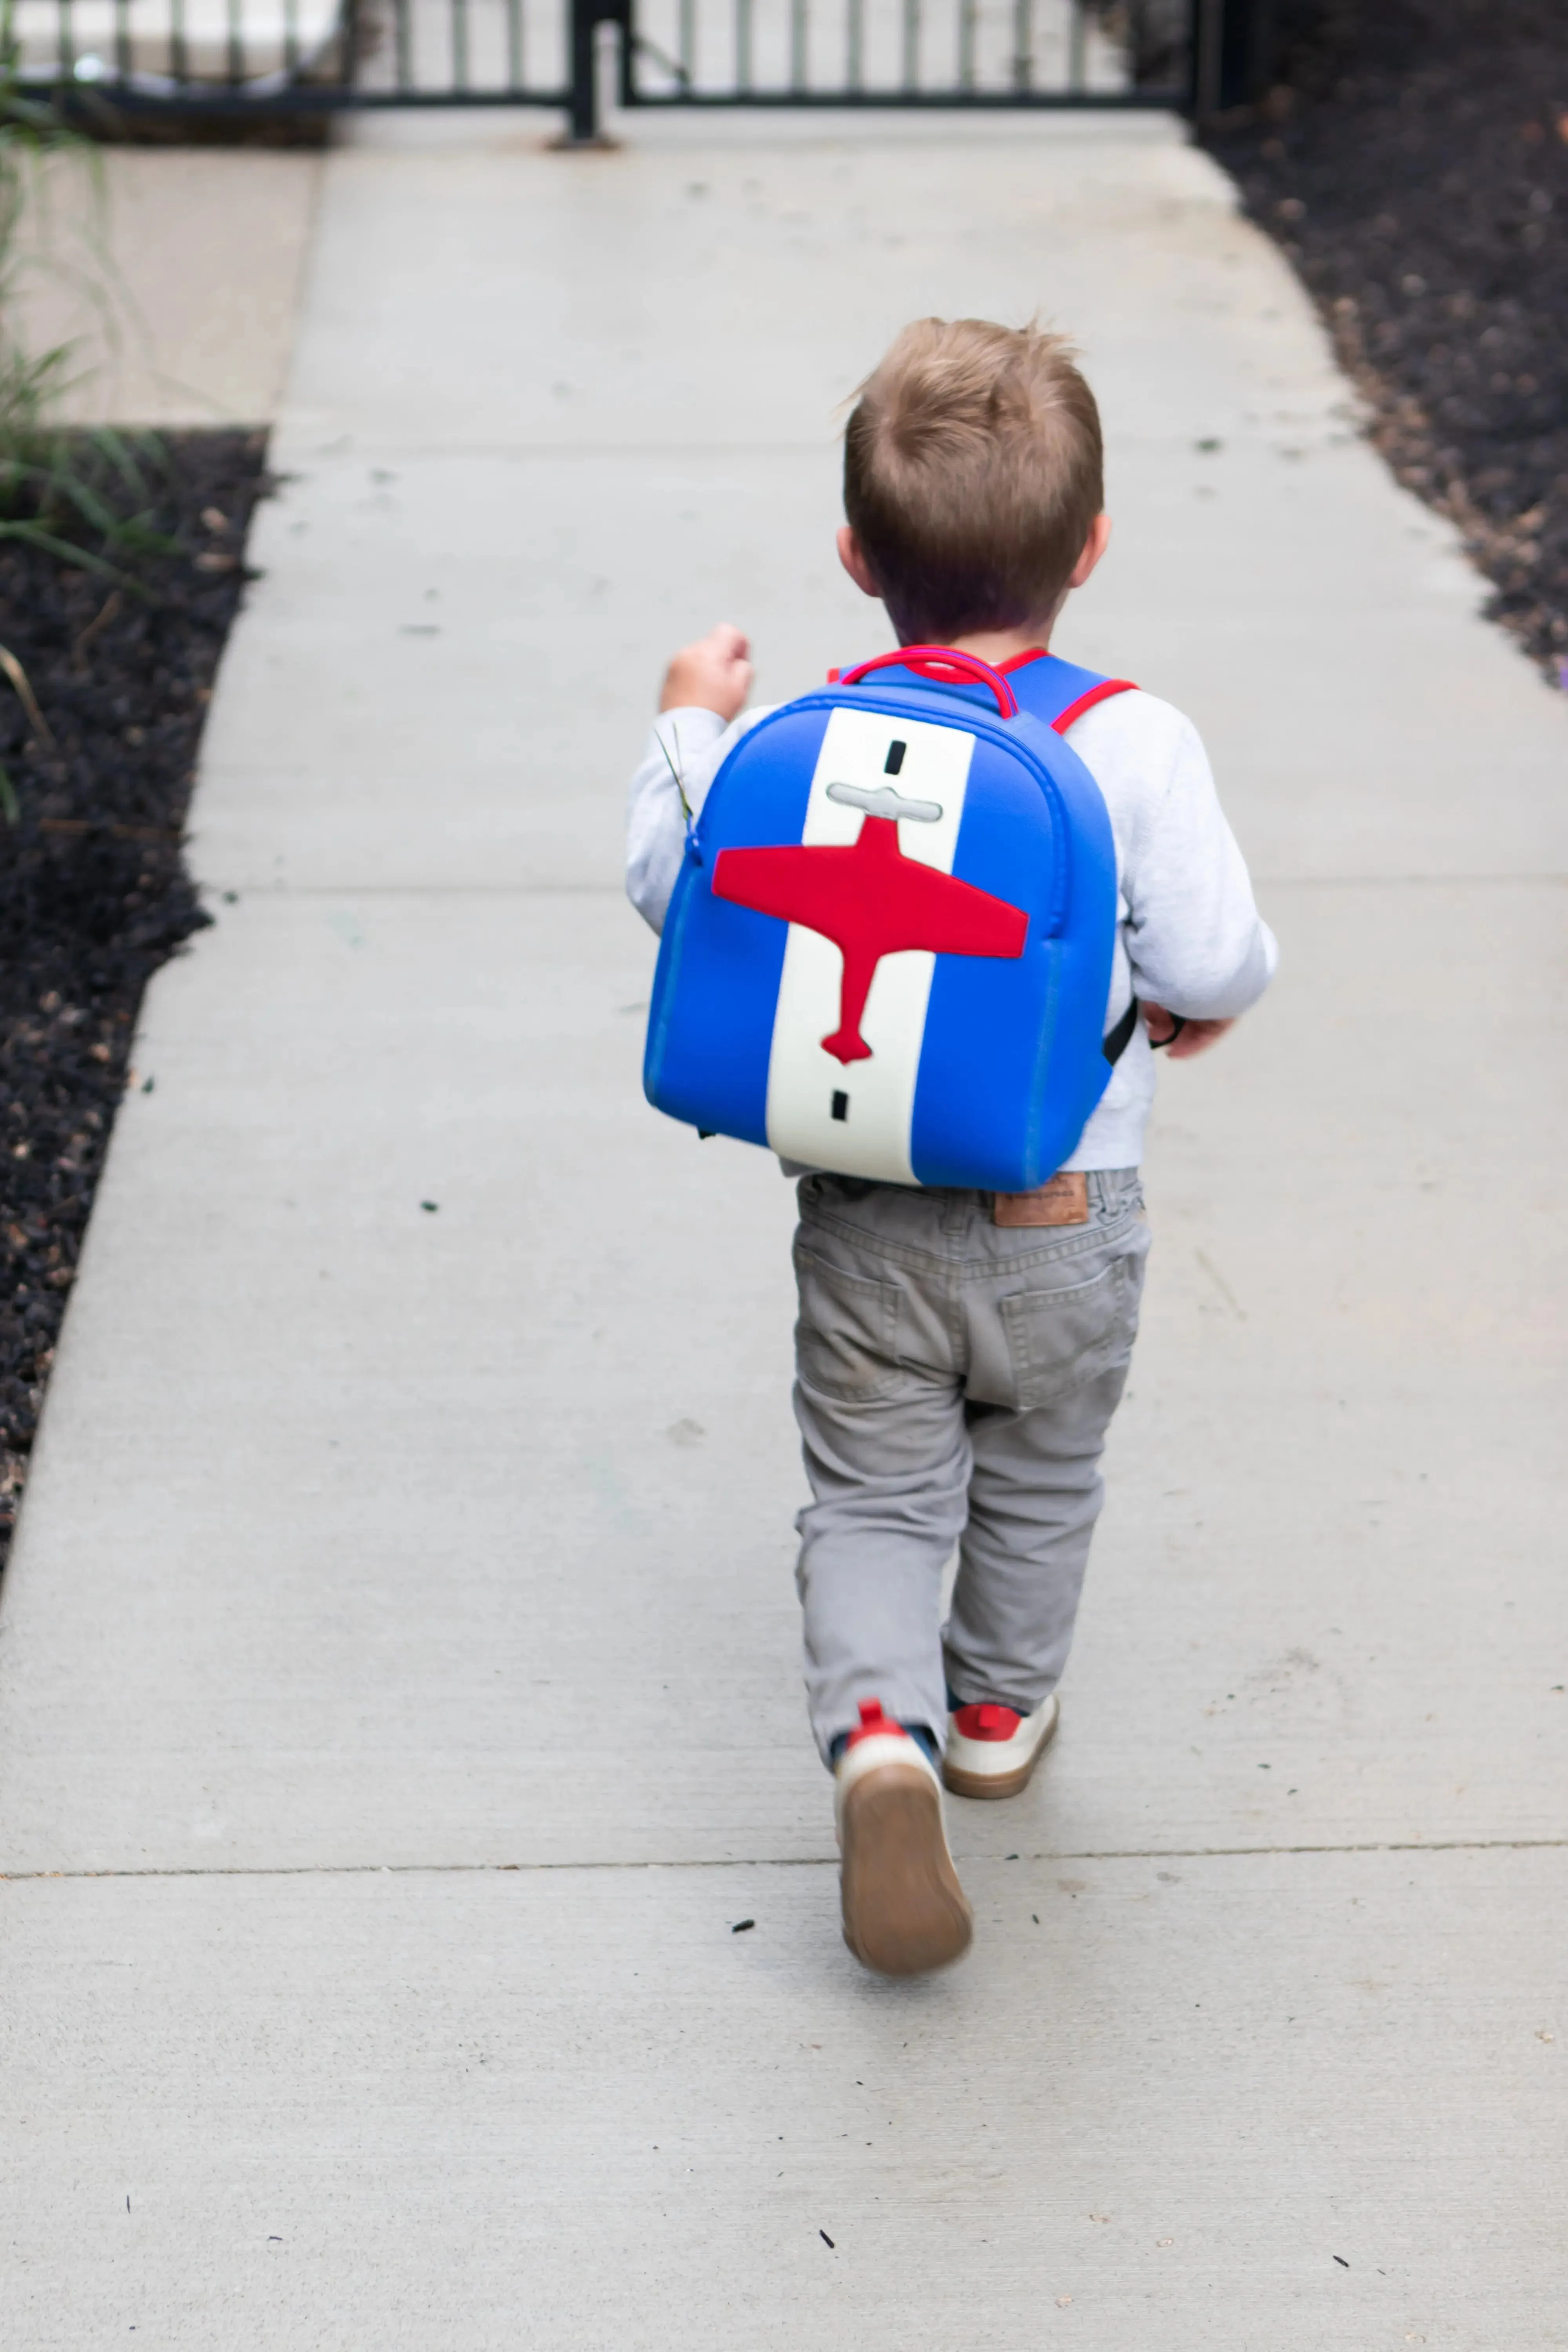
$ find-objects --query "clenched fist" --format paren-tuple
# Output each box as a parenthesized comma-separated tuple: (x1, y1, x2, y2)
(659, 623, 754, 721)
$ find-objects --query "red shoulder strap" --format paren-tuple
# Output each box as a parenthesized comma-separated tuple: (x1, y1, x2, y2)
(828, 661, 1137, 733)
(1052, 678, 1138, 735)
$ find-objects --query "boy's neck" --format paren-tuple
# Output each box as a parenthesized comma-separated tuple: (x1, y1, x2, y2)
(928, 624, 1055, 667)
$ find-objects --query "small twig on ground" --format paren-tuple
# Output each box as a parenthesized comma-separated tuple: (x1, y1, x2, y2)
(0, 641, 54, 749)
(70, 586, 122, 668)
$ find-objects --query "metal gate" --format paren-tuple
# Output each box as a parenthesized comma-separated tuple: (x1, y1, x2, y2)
(568, 0, 1197, 136)
(13, 0, 1265, 139)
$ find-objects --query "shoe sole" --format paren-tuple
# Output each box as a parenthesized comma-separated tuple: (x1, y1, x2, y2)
(839, 1762, 973, 1976)
(942, 1704, 1060, 1801)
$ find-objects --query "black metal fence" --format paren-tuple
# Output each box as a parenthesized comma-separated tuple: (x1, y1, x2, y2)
(12, 0, 1268, 138)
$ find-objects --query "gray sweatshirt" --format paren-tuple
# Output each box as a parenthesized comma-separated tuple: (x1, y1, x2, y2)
(626, 687, 1277, 1171)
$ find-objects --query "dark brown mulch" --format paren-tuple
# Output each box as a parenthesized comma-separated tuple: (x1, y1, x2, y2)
(1207, 0, 1568, 683)
(0, 429, 268, 1572)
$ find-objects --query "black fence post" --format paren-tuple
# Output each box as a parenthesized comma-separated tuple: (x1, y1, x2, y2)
(1191, 0, 1274, 121)
(566, 0, 599, 140)
(563, 0, 630, 141)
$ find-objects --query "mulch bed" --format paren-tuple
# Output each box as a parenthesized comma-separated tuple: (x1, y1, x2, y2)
(1207, 0, 1568, 682)
(0, 430, 268, 1573)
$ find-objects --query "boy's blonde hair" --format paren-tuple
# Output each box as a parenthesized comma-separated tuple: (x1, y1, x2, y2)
(843, 318, 1103, 646)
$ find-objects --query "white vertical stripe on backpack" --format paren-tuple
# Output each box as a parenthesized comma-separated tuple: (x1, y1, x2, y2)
(764, 706, 975, 1182)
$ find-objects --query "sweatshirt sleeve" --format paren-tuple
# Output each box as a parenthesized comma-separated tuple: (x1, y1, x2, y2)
(625, 705, 772, 936)
(1120, 712, 1278, 1021)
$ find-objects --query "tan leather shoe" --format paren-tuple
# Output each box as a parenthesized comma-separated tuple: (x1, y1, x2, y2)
(835, 1699, 972, 1976)
(942, 1694, 1060, 1800)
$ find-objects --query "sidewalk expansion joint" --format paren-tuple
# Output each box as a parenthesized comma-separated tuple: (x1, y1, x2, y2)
(1253, 873, 1567, 888)
(210, 876, 1568, 899)
(220, 883, 626, 898)
(279, 441, 850, 463)
(3, 1837, 1564, 1885)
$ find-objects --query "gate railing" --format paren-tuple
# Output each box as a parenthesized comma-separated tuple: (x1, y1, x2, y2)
(10, 0, 1265, 135)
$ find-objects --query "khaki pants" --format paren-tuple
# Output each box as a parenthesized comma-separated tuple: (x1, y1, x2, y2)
(791, 1169, 1149, 1761)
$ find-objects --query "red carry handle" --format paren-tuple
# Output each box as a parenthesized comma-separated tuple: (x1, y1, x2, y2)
(837, 644, 1020, 720)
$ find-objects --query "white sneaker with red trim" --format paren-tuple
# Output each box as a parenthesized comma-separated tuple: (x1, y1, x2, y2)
(942, 1694, 1060, 1800)
(835, 1699, 973, 1976)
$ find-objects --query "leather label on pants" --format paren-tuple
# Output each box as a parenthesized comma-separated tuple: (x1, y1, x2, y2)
(993, 1171, 1089, 1228)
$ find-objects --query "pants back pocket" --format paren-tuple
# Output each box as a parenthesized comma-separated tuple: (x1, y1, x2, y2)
(793, 1245, 902, 1400)
(998, 1258, 1137, 1409)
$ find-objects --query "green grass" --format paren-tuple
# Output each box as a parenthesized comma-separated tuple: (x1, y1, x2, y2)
(0, 9, 172, 584)
(0, 18, 180, 827)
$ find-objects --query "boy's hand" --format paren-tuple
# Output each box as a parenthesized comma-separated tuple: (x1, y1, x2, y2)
(1143, 1002, 1236, 1060)
(660, 624, 754, 720)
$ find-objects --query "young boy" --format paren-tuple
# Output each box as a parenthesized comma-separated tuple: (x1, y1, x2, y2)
(626, 319, 1276, 1978)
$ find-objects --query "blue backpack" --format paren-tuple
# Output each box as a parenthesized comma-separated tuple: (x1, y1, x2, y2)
(643, 646, 1137, 1192)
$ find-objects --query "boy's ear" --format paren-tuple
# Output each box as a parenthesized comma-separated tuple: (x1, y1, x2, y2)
(1067, 513, 1113, 592)
(837, 526, 882, 601)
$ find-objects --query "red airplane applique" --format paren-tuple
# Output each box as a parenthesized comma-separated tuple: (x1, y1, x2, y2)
(711, 815, 1028, 1065)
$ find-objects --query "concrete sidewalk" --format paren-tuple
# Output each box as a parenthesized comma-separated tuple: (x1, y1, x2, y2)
(17, 148, 321, 425)
(3, 109, 1564, 2345)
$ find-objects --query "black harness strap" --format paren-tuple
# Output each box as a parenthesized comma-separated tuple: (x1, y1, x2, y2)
(1102, 995, 1140, 1065)
(1102, 999, 1188, 1063)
